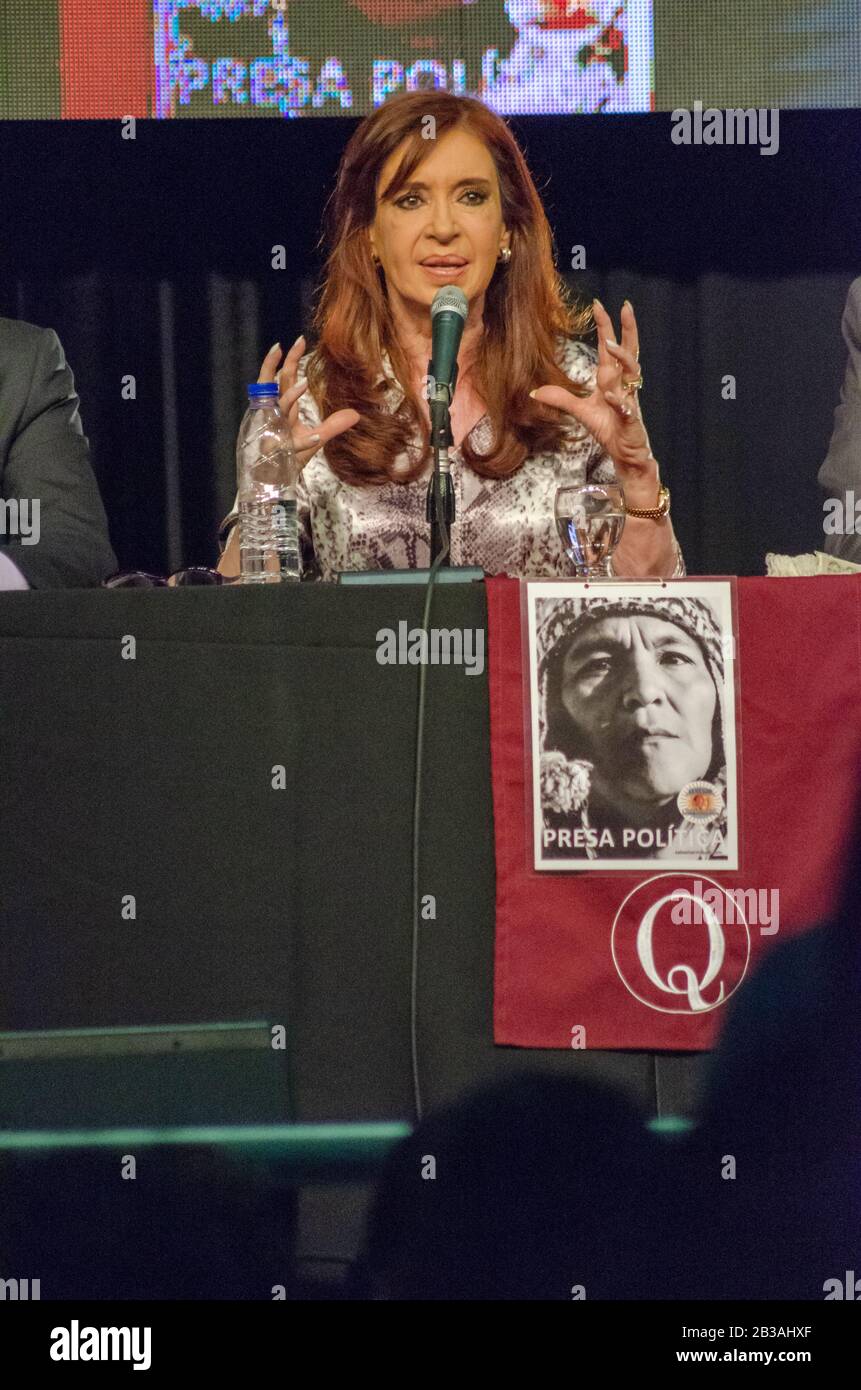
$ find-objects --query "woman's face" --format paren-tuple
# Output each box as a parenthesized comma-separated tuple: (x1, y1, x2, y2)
(369, 127, 510, 316)
(560, 615, 717, 806)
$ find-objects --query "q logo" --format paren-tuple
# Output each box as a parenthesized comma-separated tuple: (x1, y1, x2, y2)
(610, 874, 750, 1015)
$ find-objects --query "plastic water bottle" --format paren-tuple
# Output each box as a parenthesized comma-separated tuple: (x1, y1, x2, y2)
(236, 382, 300, 583)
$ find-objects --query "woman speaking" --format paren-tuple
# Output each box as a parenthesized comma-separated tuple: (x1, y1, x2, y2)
(219, 90, 683, 581)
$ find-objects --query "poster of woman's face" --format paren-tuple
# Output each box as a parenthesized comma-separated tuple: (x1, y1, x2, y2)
(526, 581, 738, 870)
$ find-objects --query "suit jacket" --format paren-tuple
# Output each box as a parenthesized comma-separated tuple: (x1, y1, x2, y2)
(819, 278, 861, 564)
(0, 316, 116, 587)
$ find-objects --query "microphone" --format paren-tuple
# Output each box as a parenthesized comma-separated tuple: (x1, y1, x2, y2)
(426, 286, 467, 566)
(429, 285, 468, 405)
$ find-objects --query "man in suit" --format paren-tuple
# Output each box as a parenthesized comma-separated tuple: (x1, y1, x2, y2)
(819, 278, 861, 566)
(0, 316, 116, 588)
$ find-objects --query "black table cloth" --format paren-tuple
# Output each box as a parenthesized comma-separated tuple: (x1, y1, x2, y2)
(0, 584, 704, 1124)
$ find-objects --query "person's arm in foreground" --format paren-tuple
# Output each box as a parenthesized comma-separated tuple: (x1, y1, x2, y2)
(1, 327, 116, 587)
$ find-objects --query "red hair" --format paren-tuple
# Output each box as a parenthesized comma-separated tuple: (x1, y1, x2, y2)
(307, 90, 592, 486)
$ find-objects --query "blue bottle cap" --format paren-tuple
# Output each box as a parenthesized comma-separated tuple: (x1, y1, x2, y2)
(247, 382, 279, 397)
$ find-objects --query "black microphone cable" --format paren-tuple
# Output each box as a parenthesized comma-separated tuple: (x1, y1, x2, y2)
(409, 464, 451, 1123)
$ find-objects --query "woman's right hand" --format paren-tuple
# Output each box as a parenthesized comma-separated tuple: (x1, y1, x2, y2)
(260, 334, 360, 469)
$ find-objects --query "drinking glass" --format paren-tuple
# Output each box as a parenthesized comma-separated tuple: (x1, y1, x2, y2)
(555, 483, 626, 578)
(103, 568, 227, 588)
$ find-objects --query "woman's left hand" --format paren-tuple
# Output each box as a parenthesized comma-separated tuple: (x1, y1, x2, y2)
(530, 299, 659, 505)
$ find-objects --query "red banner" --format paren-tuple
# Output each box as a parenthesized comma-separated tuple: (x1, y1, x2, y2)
(487, 574, 861, 1050)
(60, 0, 153, 119)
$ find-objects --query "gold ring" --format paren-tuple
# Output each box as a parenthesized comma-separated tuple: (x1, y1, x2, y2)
(622, 374, 643, 392)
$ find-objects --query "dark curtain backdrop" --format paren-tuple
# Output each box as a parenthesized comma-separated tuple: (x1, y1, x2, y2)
(1, 110, 859, 577)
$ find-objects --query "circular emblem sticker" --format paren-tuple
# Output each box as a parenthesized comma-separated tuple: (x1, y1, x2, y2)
(677, 780, 724, 824)
(611, 873, 750, 1015)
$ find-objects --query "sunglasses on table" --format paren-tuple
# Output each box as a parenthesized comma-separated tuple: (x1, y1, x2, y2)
(103, 568, 229, 588)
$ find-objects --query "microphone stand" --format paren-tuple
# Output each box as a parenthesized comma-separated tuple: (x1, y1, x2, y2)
(426, 361, 457, 566)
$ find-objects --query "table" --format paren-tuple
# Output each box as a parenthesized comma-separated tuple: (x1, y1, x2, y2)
(0, 583, 705, 1273)
(0, 582, 701, 1115)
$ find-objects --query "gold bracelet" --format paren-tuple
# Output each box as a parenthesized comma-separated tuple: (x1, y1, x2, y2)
(626, 484, 671, 520)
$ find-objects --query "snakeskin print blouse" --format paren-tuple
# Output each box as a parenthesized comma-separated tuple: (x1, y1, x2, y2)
(290, 335, 684, 580)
